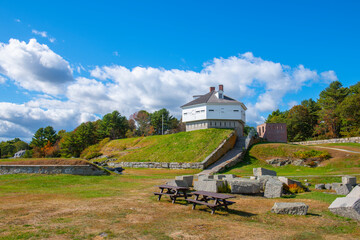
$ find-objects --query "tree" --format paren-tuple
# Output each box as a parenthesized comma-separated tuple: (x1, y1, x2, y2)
(131, 110, 152, 136)
(30, 126, 59, 148)
(339, 82, 360, 137)
(266, 109, 288, 123)
(301, 98, 320, 134)
(287, 105, 312, 141)
(98, 111, 129, 139)
(150, 108, 175, 135)
(316, 81, 349, 138)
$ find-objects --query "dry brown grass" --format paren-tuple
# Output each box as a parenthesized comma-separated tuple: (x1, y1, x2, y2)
(0, 158, 90, 165)
(0, 169, 360, 239)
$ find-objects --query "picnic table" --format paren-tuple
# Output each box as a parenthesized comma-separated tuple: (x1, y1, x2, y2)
(186, 191, 236, 214)
(154, 184, 191, 204)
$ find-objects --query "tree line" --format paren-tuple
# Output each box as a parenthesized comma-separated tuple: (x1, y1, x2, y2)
(266, 81, 360, 142)
(0, 108, 184, 159)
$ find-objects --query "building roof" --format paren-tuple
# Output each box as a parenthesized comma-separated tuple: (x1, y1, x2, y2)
(181, 90, 245, 108)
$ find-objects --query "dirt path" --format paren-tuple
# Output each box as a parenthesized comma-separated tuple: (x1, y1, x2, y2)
(312, 146, 360, 154)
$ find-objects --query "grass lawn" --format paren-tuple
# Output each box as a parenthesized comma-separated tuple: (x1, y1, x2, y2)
(87, 128, 234, 163)
(0, 168, 360, 239)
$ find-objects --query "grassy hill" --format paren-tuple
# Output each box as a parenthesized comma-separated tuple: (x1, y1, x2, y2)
(82, 129, 234, 163)
(223, 143, 360, 176)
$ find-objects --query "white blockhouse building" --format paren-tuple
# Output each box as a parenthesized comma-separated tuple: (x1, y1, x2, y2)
(181, 85, 247, 136)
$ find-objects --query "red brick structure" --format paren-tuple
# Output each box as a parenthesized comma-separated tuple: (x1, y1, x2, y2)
(257, 123, 287, 143)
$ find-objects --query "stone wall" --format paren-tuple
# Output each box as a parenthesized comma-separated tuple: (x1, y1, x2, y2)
(108, 131, 237, 170)
(201, 131, 237, 169)
(291, 137, 360, 145)
(0, 165, 110, 176)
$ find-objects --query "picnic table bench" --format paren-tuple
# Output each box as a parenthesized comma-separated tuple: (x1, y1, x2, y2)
(186, 191, 236, 214)
(154, 184, 191, 204)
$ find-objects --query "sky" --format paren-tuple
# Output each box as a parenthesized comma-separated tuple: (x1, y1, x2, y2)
(0, 0, 359, 142)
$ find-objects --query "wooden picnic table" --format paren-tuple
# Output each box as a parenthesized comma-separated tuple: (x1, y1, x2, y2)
(154, 184, 191, 204)
(186, 191, 236, 214)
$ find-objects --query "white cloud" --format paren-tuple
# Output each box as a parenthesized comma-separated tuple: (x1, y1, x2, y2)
(0, 38, 73, 95)
(32, 29, 56, 43)
(288, 100, 298, 109)
(15, 19, 21, 23)
(0, 43, 338, 140)
(0, 120, 33, 142)
(0, 75, 6, 84)
(321, 70, 338, 83)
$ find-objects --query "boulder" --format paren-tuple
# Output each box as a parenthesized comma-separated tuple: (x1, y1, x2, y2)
(335, 184, 353, 195)
(332, 183, 342, 189)
(228, 179, 261, 194)
(329, 197, 360, 221)
(258, 175, 278, 191)
(166, 180, 188, 187)
(193, 180, 226, 193)
(347, 186, 360, 198)
(253, 168, 277, 177)
(278, 177, 303, 188)
(315, 184, 325, 190)
(271, 202, 309, 215)
(325, 183, 332, 190)
(250, 176, 257, 180)
(198, 174, 214, 181)
(342, 176, 357, 186)
(214, 175, 226, 180)
(223, 174, 237, 180)
(305, 183, 311, 187)
(264, 178, 284, 198)
(175, 175, 194, 187)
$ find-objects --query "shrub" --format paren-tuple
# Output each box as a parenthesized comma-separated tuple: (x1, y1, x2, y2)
(294, 149, 330, 160)
(288, 184, 305, 194)
(80, 138, 110, 159)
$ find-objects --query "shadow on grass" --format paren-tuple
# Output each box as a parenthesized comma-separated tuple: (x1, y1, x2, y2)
(307, 213, 321, 217)
(196, 208, 256, 217)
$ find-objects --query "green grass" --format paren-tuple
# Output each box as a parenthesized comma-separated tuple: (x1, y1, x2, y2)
(319, 142, 360, 149)
(223, 143, 360, 176)
(90, 128, 234, 163)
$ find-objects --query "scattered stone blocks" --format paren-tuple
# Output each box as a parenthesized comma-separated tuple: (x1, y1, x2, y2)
(214, 175, 226, 180)
(342, 176, 357, 186)
(264, 178, 284, 198)
(166, 180, 189, 187)
(315, 184, 325, 190)
(175, 175, 194, 187)
(347, 186, 360, 198)
(253, 168, 277, 177)
(193, 180, 226, 193)
(305, 183, 311, 187)
(335, 184, 353, 195)
(228, 179, 261, 194)
(271, 202, 309, 215)
(329, 197, 360, 221)
(257, 175, 277, 191)
(325, 184, 332, 190)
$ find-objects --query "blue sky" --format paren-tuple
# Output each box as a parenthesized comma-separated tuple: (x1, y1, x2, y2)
(0, 0, 359, 141)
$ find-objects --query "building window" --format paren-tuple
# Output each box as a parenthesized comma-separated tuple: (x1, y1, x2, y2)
(209, 109, 214, 112)
(196, 111, 200, 113)
(219, 93, 223, 98)
(184, 113, 187, 115)
(233, 110, 239, 112)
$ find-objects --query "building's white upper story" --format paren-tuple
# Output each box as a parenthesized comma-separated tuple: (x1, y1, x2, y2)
(181, 85, 247, 123)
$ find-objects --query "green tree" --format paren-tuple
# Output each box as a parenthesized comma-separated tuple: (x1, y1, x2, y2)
(287, 105, 312, 141)
(98, 111, 129, 139)
(339, 82, 360, 137)
(266, 109, 288, 123)
(301, 98, 320, 135)
(30, 126, 59, 148)
(150, 108, 175, 135)
(132, 110, 152, 136)
(316, 81, 349, 138)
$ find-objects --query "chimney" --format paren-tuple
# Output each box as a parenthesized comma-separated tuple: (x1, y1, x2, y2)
(219, 84, 224, 91)
(210, 86, 215, 92)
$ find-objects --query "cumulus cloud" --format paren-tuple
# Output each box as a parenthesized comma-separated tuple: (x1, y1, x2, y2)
(0, 120, 33, 142)
(0, 38, 73, 95)
(0, 75, 6, 84)
(0, 44, 338, 140)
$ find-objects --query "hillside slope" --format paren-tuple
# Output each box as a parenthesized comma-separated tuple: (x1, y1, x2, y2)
(223, 143, 360, 176)
(83, 129, 234, 163)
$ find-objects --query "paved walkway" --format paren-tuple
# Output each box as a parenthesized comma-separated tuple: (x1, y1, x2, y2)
(199, 139, 245, 175)
(312, 146, 360, 154)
